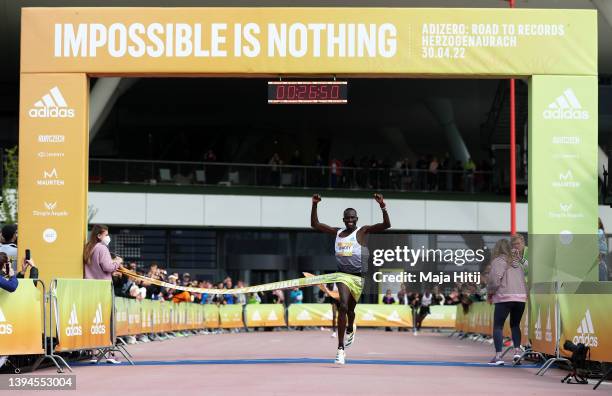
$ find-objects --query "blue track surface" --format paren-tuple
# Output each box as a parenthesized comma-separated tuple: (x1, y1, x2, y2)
(73, 358, 542, 368)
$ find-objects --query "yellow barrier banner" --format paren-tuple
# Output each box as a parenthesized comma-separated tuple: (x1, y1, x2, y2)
(140, 299, 153, 334)
(530, 294, 557, 356)
(152, 300, 163, 333)
(115, 297, 129, 337)
(558, 293, 612, 362)
(245, 304, 286, 327)
(220, 305, 244, 328)
(421, 305, 457, 328)
(21, 8, 596, 76)
(54, 279, 112, 351)
(127, 298, 141, 335)
(288, 304, 333, 327)
(0, 281, 45, 355)
(355, 304, 411, 327)
(204, 304, 220, 328)
(161, 301, 172, 333)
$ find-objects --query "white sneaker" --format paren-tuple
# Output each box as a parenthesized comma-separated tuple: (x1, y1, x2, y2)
(331, 331, 337, 338)
(89, 358, 100, 364)
(345, 324, 356, 349)
(334, 348, 346, 365)
(488, 356, 504, 366)
(105, 358, 121, 364)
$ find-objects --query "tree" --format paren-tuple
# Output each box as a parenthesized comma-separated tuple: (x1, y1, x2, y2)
(1, 146, 18, 224)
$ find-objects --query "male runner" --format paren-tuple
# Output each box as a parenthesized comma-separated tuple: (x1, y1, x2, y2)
(311, 193, 391, 364)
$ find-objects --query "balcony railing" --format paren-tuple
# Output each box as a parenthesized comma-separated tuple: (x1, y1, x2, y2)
(89, 158, 495, 193)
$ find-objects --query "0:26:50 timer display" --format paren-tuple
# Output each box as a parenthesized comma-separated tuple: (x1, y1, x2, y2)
(268, 81, 348, 104)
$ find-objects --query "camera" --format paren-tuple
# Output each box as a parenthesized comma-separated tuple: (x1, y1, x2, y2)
(563, 340, 578, 353)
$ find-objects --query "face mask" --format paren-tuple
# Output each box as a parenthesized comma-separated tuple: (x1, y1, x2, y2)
(102, 235, 111, 246)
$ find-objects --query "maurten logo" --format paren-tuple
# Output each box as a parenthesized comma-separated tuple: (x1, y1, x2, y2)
(29, 87, 75, 118)
(65, 304, 83, 336)
(0, 307, 13, 335)
(37, 168, 64, 186)
(573, 309, 598, 347)
(543, 89, 589, 120)
(91, 303, 106, 334)
(552, 170, 580, 188)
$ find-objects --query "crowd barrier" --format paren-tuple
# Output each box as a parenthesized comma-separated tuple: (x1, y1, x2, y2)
(0, 281, 45, 356)
(454, 293, 612, 364)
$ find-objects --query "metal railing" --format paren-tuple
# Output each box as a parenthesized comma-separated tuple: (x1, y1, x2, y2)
(89, 158, 496, 193)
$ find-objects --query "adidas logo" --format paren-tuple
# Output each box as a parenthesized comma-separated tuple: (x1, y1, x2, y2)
(267, 311, 278, 321)
(296, 310, 312, 321)
(322, 310, 333, 320)
(573, 309, 598, 347)
(65, 304, 83, 336)
(29, 87, 75, 118)
(545, 306, 553, 342)
(91, 303, 106, 334)
(0, 307, 13, 335)
(534, 307, 542, 340)
(386, 310, 401, 322)
(252, 310, 262, 321)
(543, 88, 589, 120)
(362, 310, 376, 321)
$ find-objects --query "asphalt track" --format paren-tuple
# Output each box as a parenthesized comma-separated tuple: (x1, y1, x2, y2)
(19, 329, 611, 395)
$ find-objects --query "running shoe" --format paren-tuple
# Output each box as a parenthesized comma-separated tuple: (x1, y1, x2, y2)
(334, 348, 346, 365)
(345, 323, 357, 348)
(488, 357, 504, 366)
(105, 358, 121, 364)
(331, 331, 337, 338)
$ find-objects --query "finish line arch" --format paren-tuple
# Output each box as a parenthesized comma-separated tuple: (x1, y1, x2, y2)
(18, 7, 598, 290)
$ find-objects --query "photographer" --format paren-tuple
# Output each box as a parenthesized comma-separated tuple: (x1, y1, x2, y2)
(0, 224, 18, 271)
(486, 239, 528, 366)
(17, 257, 38, 284)
(0, 252, 18, 292)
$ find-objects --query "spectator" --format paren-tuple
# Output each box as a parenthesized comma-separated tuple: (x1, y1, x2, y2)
(236, 280, 247, 305)
(83, 225, 121, 281)
(289, 287, 303, 304)
(268, 153, 283, 186)
(464, 157, 476, 193)
(382, 289, 396, 331)
(486, 239, 528, 366)
(397, 283, 408, 305)
(0, 252, 18, 292)
(290, 149, 303, 186)
(428, 156, 439, 190)
(431, 286, 445, 305)
(17, 257, 39, 281)
(0, 224, 18, 271)
(598, 218, 609, 281)
(330, 158, 342, 188)
(416, 155, 428, 190)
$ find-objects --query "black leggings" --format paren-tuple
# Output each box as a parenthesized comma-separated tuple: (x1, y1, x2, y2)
(493, 301, 525, 353)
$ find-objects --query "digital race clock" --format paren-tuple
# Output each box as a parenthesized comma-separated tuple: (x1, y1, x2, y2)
(268, 81, 348, 104)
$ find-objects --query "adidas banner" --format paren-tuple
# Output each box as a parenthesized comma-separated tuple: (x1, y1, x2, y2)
(530, 294, 557, 356)
(245, 304, 286, 327)
(558, 293, 612, 362)
(0, 281, 45, 355)
(421, 306, 457, 329)
(220, 305, 244, 328)
(355, 304, 412, 327)
(288, 304, 335, 327)
(114, 297, 129, 337)
(54, 279, 113, 351)
(528, 76, 599, 284)
(21, 8, 596, 76)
